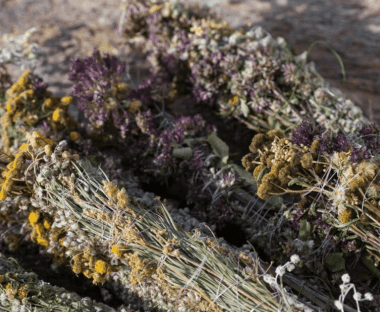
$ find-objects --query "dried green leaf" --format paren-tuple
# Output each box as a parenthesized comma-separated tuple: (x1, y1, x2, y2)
(207, 131, 229, 166)
(325, 253, 345, 273)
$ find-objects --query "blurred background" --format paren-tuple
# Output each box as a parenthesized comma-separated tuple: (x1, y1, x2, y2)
(1, 0, 380, 125)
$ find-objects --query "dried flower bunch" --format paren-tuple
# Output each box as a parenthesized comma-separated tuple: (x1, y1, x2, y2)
(68, 48, 143, 145)
(0, 129, 298, 312)
(0, 253, 137, 312)
(120, 0, 370, 137)
(242, 118, 380, 255)
(0, 4, 379, 309)
(0, 70, 77, 155)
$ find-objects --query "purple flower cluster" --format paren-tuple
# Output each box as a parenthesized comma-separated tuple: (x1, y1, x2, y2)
(292, 118, 350, 155)
(30, 74, 49, 97)
(350, 123, 380, 164)
(291, 118, 324, 147)
(68, 48, 125, 119)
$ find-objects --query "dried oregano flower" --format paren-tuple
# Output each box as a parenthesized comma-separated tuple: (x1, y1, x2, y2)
(121, 0, 370, 138)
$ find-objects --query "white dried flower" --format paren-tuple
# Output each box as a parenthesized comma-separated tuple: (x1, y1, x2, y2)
(286, 263, 295, 272)
(290, 254, 300, 264)
(364, 292, 374, 301)
(275, 265, 286, 277)
(341, 273, 350, 284)
(334, 300, 343, 311)
(263, 274, 276, 285)
(353, 292, 362, 301)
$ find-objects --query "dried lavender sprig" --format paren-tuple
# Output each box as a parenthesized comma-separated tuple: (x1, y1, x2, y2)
(0, 253, 137, 312)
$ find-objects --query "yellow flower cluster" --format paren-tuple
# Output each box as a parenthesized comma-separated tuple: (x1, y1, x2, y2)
(0, 139, 35, 201)
(201, 18, 230, 31)
(329, 150, 380, 224)
(70, 247, 119, 284)
(102, 180, 131, 210)
(1, 276, 29, 302)
(29, 209, 52, 248)
(128, 100, 142, 115)
(1, 71, 77, 154)
(242, 129, 326, 200)
(228, 95, 239, 106)
(190, 25, 204, 37)
(148, 4, 162, 14)
(124, 251, 157, 286)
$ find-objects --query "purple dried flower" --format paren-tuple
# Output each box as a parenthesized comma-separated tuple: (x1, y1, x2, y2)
(291, 118, 324, 147)
(31, 76, 49, 96)
(68, 48, 129, 139)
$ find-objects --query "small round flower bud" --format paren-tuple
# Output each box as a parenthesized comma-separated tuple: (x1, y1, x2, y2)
(341, 273, 350, 283)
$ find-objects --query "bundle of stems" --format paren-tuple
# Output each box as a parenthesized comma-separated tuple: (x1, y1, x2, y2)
(241, 124, 380, 272)
(0, 70, 372, 310)
(0, 252, 138, 312)
(3, 130, 297, 312)
(119, 0, 370, 138)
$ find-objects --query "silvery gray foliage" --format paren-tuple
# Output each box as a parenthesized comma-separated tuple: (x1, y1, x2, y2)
(0, 27, 45, 71)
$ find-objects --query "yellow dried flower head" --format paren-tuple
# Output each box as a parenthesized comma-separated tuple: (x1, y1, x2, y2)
(72, 262, 82, 274)
(44, 144, 53, 156)
(300, 153, 313, 170)
(278, 165, 292, 185)
(117, 188, 130, 209)
(70, 131, 79, 142)
(310, 139, 320, 157)
(0, 189, 7, 201)
(253, 164, 266, 180)
(111, 244, 123, 258)
(43, 215, 52, 230)
(19, 143, 28, 152)
(116, 82, 130, 93)
(266, 154, 275, 166)
(190, 25, 204, 36)
(338, 207, 355, 224)
(128, 100, 142, 114)
(60, 96, 73, 106)
(149, 4, 162, 14)
(356, 160, 379, 182)
(28, 211, 40, 225)
(83, 269, 93, 279)
(249, 133, 266, 153)
(102, 180, 119, 201)
(44, 98, 55, 109)
(270, 160, 286, 177)
(35, 223, 45, 238)
(6, 100, 16, 113)
(241, 154, 255, 171)
(267, 129, 284, 140)
(228, 95, 239, 106)
(52, 108, 64, 122)
(257, 172, 279, 200)
(26, 131, 53, 148)
(5, 283, 17, 300)
(95, 260, 107, 274)
(37, 237, 49, 247)
(0, 275, 4, 283)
